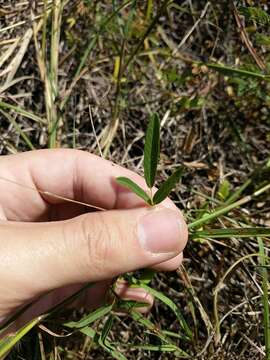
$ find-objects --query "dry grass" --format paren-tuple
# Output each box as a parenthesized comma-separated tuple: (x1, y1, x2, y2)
(1, 1, 270, 359)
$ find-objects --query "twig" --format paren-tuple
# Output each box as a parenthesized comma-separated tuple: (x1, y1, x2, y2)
(233, 3, 266, 71)
(159, 1, 210, 71)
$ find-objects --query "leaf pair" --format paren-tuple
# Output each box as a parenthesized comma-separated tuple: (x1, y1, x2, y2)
(116, 113, 183, 206)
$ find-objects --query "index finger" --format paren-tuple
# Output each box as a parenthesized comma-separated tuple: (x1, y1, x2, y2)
(1, 149, 179, 213)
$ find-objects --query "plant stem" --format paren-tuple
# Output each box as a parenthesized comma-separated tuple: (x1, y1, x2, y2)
(258, 238, 270, 360)
(189, 182, 270, 229)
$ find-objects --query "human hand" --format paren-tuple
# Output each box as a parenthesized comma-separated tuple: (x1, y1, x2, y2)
(0, 149, 188, 331)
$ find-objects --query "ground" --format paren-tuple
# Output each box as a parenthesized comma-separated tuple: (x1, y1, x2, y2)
(1, 1, 270, 359)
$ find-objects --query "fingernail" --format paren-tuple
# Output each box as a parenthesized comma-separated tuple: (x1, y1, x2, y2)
(138, 209, 184, 254)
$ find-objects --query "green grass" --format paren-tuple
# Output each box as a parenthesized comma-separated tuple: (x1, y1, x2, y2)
(1, 1, 270, 359)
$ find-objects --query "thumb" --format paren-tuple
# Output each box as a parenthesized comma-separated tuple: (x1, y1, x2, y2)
(1, 207, 188, 296)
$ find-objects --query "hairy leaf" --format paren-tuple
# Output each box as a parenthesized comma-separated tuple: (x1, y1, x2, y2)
(153, 168, 183, 205)
(144, 113, 160, 188)
(116, 177, 151, 204)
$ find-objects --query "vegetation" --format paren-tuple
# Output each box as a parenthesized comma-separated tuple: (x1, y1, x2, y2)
(1, 1, 270, 359)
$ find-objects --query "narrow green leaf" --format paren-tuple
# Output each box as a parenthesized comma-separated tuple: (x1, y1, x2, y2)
(116, 177, 151, 204)
(217, 179, 231, 201)
(80, 325, 128, 360)
(125, 344, 180, 352)
(153, 168, 183, 205)
(258, 238, 270, 360)
(64, 304, 113, 329)
(0, 109, 35, 150)
(144, 113, 160, 188)
(0, 100, 46, 124)
(100, 314, 114, 345)
(131, 279, 192, 339)
(129, 310, 190, 357)
(204, 63, 270, 80)
(191, 227, 270, 239)
(0, 317, 40, 358)
(119, 300, 150, 311)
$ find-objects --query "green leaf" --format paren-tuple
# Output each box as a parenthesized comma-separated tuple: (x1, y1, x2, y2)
(205, 63, 270, 80)
(139, 268, 156, 284)
(0, 317, 41, 358)
(141, 284, 192, 338)
(100, 314, 114, 346)
(239, 6, 270, 26)
(258, 238, 270, 359)
(0, 100, 46, 124)
(64, 304, 113, 329)
(0, 109, 35, 150)
(118, 300, 150, 311)
(217, 179, 231, 201)
(124, 344, 181, 353)
(153, 168, 183, 205)
(191, 227, 270, 239)
(131, 279, 192, 339)
(80, 325, 128, 360)
(116, 177, 151, 204)
(144, 113, 160, 188)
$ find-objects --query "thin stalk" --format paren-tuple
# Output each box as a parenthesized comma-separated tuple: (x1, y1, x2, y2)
(213, 253, 261, 344)
(191, 227, 270, 239)
(224, 178, 252, 205)
(58, 0, 132, 134)
(123, 0, 171, 73)
(48, 0, 62, 148)
(73, 1, 132, 81)
(146, 0, 153, 21)
(0, 110, 35, 150)
(102, 39, 125, 156)
(0, 283, 95, 357)
(150, 187, 153, 205)
(0, 317, 41, 358)
(258, 238, 270, 360)
(189, 183, 270, 229)
(0, 101, 46, 124)
(42, 0, 48, 59)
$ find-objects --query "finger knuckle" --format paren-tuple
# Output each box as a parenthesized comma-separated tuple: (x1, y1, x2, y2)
(81, 213, 112, 276)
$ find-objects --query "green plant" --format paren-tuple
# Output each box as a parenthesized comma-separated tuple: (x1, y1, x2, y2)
(116, 113, 183, 206)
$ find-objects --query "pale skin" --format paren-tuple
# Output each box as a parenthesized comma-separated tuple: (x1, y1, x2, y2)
(0, 149, 188, 332)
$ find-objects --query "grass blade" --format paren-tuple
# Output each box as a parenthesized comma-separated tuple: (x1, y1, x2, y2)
(0, 317, 41, 358)
(0, 100, 46, 124)
(129, 310, 190, 357)
(100, 314, 114, 347)
(116, 177, 151, 204)
(131, 280, 192, 338)
(191, 227, 270, 239)
(64, 304, 113, 329)
(153, 168, 183, 204)
(258, 238, 270, 360)
(124, 344, 180, 352)
(80, 324, 128, 360)
(0, 109, 35, 150)
(205, 62, 270, 80)
(189, 182, 270, 229)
